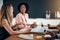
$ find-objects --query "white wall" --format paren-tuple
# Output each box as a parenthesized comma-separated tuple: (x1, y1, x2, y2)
(28, 18, 60, 25)
(12, 18, 60, 26)
(0, 0, 3, 9)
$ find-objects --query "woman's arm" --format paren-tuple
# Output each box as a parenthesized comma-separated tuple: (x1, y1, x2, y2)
(26, 13, 37, 27)
(27, 22, 37, 28)
(15, 14, 25, 29)
(2, 19, 30, 35)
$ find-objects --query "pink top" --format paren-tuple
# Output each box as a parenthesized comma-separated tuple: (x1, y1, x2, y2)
(15, 13, 29, 29)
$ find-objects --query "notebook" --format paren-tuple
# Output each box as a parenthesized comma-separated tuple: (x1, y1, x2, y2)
(30, 25, 48, 33)
(18, 34, 33, 40)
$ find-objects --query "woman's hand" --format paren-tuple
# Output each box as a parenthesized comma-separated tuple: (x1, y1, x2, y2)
(12, 23, 25, 30)
(19, 27, 31, 33)
(30, 22, 37, 28)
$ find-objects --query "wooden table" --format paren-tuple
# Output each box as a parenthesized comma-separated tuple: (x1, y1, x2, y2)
(5, 26, 59, 40)
(5, 33, 45, 40)
(5, 29, 59, 40)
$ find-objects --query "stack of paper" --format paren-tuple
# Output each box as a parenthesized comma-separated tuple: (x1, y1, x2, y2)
(30, 26, 48, 33)
(18, 34, 33, 40)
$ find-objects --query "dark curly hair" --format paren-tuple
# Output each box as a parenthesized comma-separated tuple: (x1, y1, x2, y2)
(18, 2, 30, 13)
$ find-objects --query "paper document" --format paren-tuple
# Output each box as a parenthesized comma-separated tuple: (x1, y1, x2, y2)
(18, 34, 33, 40)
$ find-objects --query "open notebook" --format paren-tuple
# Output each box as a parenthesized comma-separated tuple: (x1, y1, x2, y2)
(30, 25, 48, 33)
